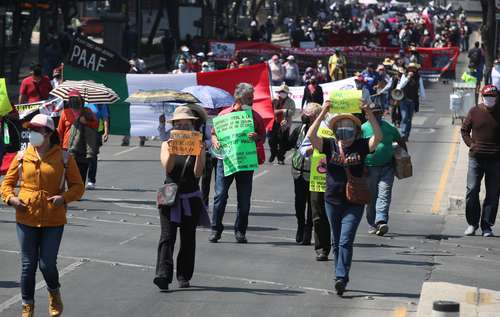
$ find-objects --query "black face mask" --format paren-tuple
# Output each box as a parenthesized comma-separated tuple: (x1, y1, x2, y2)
(69, 99, 81, 109)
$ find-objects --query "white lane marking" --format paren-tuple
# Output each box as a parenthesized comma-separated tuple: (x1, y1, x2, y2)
(412, 116, 427, 125)
(436, 117, 452, 126)
(0, 249, 334, 295)
(253, 169, 270, 180)
(113, 146, 139, 156)
(98, 197, 293, 205)
(119, 233, 144, 245)
(0, 261, 83, 312)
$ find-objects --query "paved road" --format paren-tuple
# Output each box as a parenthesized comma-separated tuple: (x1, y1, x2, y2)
(1, 79, 500, 317)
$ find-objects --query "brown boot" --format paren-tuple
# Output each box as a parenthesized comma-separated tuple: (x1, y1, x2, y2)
(21, 303, 34, 317)
(48, 289, 63, 316)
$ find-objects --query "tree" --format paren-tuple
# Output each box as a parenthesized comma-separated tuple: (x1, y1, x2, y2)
(480, 0, 496, 85)
(166, 0, 180, 43)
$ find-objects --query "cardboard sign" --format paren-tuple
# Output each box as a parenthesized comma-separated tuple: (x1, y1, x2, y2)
(309, 150, 328, 193)
(213, 109, 258, 176)
(329, 89, 362, 114)
(170, 130, 202, 156)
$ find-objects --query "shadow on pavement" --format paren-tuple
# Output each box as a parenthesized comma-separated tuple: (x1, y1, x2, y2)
(353, 259, 437, 267)
(173, 285, 304, 296)
(0, 281, 20, 288)
(354, 243, 407, 249)
(342, 289, 420, 299)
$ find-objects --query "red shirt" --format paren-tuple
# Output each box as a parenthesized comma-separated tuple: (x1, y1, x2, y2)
(19, 76, 52, 103)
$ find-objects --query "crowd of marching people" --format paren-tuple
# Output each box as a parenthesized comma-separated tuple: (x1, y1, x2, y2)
(1, 2, 500, 317)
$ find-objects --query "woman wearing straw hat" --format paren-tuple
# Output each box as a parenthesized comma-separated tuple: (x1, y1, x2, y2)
(1, 114, 84, 317)
(154, 106, 210, 291)
(307, 101, 382, 296)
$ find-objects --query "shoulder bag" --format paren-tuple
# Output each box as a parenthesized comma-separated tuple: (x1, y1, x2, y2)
(156, 157, 190, 208)
(338, 143, 371, 205)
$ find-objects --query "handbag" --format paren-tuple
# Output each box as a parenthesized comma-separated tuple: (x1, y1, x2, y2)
(156, 157, 190, 208)
(338, 143, 371, 205)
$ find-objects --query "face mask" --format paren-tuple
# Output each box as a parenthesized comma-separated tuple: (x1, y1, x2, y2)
(335, 127, 355, 140)
(279, 92, 288, 99)
(483, 96, 497, 108)
(179, 63, 186, 70)
(202, 67, 209, 71)
(69, 99, 81, 109)
(173, 124, 193, 131)
(29, 131, 45, 147)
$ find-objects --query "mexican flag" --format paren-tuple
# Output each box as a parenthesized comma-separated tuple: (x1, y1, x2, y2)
(63, 64, 273, 135)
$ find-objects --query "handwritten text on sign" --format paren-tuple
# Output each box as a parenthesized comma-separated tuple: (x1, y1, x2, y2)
(213, 109, 258, 176)
(170, 130, 202, 156)
(329, 89, 362, 114)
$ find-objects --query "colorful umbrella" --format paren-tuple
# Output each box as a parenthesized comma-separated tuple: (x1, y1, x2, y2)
(181, 85, 234, 109)
(50, 80, 120, 104)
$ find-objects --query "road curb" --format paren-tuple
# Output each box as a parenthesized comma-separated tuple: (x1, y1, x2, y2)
(416, 282, 500, 317)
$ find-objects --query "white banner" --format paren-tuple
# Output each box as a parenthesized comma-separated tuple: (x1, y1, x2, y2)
(130, 103, 176, 137)
(271, 76, 356, 110)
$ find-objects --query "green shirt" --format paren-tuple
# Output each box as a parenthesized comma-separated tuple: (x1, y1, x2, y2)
(362, 120, 401, 166)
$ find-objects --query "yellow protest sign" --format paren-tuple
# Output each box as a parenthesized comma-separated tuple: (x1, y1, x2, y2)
(309, 149, 328, 193)
(170, 130, 202, 156)
(329, 89, 362, 114)
(317, 126, 334, 138)
(0, 78, 12, 116)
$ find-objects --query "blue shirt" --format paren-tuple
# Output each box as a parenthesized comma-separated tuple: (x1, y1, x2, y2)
(85, 104, 109, 120)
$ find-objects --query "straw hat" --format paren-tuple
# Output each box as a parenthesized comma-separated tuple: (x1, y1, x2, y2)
(276, 84, 290, 94)
(329, 113, 362, 131)
(407, 63, 420, 70)
(167, 106, 198, 122)
(383, 58, 394, 66)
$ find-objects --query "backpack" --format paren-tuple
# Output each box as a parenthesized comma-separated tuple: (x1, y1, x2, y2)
(469, 49, 481, 67)
(17, 149, 70, 191)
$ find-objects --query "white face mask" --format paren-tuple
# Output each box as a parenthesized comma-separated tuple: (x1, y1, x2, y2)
(279, 92, 288, 99)
(483, 96, 497, 108)
(29, 131, 45, 147)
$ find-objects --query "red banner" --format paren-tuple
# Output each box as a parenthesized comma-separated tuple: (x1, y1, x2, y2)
(327, 32, 392, 47)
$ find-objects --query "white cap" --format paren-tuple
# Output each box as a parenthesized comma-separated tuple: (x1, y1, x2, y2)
(28, 114, 55, 131)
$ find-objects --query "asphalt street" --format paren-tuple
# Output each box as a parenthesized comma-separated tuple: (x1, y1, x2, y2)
(1, 80, 500, 317)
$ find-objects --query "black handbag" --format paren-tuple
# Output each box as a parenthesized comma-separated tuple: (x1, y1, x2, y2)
(156, 157, 190, 208)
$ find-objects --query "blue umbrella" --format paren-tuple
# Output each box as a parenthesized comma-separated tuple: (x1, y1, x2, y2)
(181, 85, 234, 109)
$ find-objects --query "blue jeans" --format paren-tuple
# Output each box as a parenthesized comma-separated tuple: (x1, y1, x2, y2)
(465, 157, 500, 231)
(324, 201, 364, 280)
(16, 223, 64, 304)
(399, 99, 415, 139)
(211, 159, 254, 235)
(365, 164, 395, 227)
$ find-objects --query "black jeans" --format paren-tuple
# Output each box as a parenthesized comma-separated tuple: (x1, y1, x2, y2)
(294, 176, 312, 230)
(465, 156, 500, 231)
(201, 154, 218, 207)
(310, 192, 331, 255)
(268, 123, 289, 161)
(155, 205, 199, 283)
(75, 157, 89, 185)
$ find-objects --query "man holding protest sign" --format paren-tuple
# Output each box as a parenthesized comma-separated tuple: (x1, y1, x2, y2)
(209, 83, 266, 244)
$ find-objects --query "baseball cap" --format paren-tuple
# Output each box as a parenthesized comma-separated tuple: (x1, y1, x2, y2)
(481, 85, 498, 97)
(27, 114, 55, 131)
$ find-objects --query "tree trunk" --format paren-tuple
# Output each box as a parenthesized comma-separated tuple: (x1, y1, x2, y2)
(166, 0, 180, 42)
(147, 2, 165, 46)
(250, 0, 266, 20)
(231, 0, 242, 36)
(480, 0, 496, 85)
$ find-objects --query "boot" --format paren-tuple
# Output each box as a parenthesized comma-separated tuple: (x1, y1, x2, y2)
(301, 227, 312, 246)
(295, 224, 304, 244)
(21, 304, 34, 317)
(48, 289, 63, 317)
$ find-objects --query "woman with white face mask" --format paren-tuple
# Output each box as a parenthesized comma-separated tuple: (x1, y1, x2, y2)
(307, 101, 382, 296)
(1, 114, 84, 317)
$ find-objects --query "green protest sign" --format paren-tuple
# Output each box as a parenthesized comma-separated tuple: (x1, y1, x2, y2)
(329, 89, 362, 113)
(309, 150, 327, 193)
(213, 109, 258, 176)
(0, 78, 12, 116)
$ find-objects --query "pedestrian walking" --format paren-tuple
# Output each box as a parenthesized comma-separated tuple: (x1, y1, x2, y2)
(18, 63, 53, 104)
(269, 84, 295, 164)
(57, 90, 99, 184)
(396, 63, 425, 141)
(209, 83, 266, 243)
(461, 85, 500, 237)
(154, 106, 210, 291)
(284, 56, 301, 87)
(268, 55, 285, 86)
(362, 104, 406, 236)
(1, 114, 84, 317)
(301, 76, 324, 110)
(84, 103, 110, 190)
(307, 101, 382, 296)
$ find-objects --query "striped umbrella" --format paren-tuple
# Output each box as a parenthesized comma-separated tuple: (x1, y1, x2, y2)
(49, 80, 120, 104)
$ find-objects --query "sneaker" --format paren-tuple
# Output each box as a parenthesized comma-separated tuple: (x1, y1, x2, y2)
(376, 223, 389, 236)
(368, 226, 377, 234)
(316, 253, 328, 261)
(86, 182, 95, 190)
(208, 231, 221, 243)
(334, 279, 346, 296)
(48, 289, 63, 316)
(235, 232, 248, 243)
(483, 229, 494, 237)
(178, 280, 190, 288)
(464, 225, 478, 236)
(153, 277, 169, 290)
(268, 155, 275, 163)
(21, 303, 34, 317)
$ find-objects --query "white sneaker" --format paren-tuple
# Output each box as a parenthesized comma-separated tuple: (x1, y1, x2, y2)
(483, 229, 494, 237)
(464, 225, 478, 236)
(86, 182, 95, 190)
